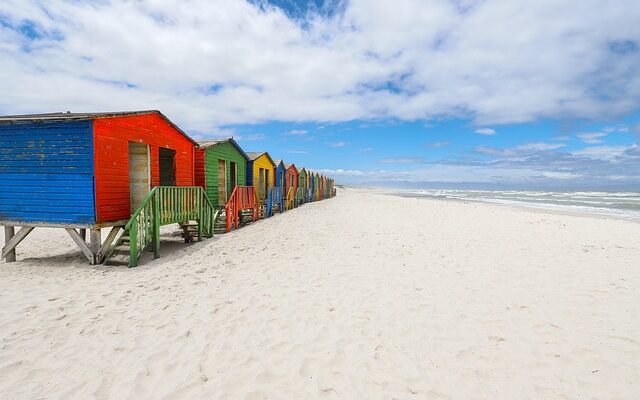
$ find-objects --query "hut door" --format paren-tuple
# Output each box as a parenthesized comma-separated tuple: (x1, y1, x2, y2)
(218, 160, 227, 204)
(258, 168, 265, 200)
(229, 161, 237, 191)
(159, 148, 176, 186)
(128, 142, 150, 214)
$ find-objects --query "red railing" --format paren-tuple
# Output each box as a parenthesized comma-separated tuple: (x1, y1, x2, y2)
(225, 186, 259, 232)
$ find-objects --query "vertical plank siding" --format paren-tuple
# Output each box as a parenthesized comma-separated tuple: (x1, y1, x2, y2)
(201, 141, 247, 209)
(93, 114, 195, 223)
(285, 164, 298, 192)
(275, 161, 286, 190)
(0, 120, 96, 224)
(249, 154, 275, 202)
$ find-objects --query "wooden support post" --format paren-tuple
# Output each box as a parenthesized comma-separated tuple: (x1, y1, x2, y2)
(197, 196, 203, 242)
(3, 226, 16, 262)
(79, 228, 87, 242)
(3, 226, 34, 262)
(96, 226, 121, 264)
(153, 193, 160, 259)
(89, 228, 101, 262)
(65, 228, 95, 264)
(129, 219, 138, 268)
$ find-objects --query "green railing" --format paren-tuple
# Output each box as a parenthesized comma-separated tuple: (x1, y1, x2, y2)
(295, 186, 305, 206)
(125, 186, 216, 267)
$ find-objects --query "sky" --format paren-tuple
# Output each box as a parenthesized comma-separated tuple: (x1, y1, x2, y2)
(1, 0, 639, 190)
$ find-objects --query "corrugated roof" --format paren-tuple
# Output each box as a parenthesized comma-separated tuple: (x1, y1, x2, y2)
(0, 110, 157, 122)
(246, 151, 276, 166)
(0, 110, 198, 146)
(197, 137, 249, 160)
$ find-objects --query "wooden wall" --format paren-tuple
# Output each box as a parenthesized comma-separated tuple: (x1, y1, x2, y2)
(201, 141, 247, 208)
(275, 161, 286, 189)
(93, 113, 195, 223)
(286, 165, 298, 191)
(249, 154, 275, 201)
(0, 120, 96, 224)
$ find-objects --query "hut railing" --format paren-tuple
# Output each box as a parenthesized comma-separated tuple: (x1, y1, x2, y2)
(266, 187, 284, 217)
(225, 186, 258, 232)
(295, 187, 305, 205)
(124, 186, 215, 267)
(285, 187, 296, 210)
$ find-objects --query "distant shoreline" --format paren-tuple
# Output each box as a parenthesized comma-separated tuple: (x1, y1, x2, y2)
(388, 190, 640, 223)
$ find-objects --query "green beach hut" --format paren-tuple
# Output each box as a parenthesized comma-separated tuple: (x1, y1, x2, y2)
(195, 138, 249, 209)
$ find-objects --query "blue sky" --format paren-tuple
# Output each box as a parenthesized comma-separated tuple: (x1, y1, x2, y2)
(1, 0, 639, 189)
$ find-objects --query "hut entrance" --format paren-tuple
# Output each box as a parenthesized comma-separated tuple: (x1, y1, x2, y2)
(258, 168, 265, 200)
(229, 161, 237, 190)
(128, 142, 150, 214)
(218, 159, 227, 204)
(159, 148, 176, 186)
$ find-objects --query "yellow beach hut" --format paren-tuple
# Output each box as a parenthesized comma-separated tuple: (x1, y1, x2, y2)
(246, 151, 276, 208)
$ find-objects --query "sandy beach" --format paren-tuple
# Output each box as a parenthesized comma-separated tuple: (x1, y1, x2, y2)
(1, 188, 639, 399)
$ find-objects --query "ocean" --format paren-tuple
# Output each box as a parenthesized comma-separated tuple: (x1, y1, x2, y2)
(396, 189, 640, 221)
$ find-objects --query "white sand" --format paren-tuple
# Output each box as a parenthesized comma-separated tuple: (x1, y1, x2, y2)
(1, 188, 639, 399)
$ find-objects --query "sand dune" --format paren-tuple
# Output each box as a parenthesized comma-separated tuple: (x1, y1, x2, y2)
(1, 188, 639, 399)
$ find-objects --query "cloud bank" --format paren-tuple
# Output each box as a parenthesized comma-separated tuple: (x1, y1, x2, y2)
(1, 0, 640, 132)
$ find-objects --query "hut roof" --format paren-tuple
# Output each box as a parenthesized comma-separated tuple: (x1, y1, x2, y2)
(0, 110, 198, 146)
(246, 151, 276, 166)
(284, 163, 298, 172)
(197, 137, 249, 160)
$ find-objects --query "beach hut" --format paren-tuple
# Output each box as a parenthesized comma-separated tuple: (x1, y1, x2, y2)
(298, 168, 307, 205)
(284, 163, 299, 209)
(314, 173, 321, 201)
(265, 159, 285, 217)
(274, 160, 286, 192)
(0, 110, 214, 267)
(195, 138, 248, 209)
(246, 152, 275, 217)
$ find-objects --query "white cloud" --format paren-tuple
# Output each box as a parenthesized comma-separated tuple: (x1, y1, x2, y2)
(379, 157, 428, 164)
(475, 142, 565, 156)
(235, 133, 266, 141)
(474, 128, 497, 135)
(571, 145, 634, 161)
(286, 149, 308, 154)
(283, 129, 308, 136)
(327, 141, 348, 148)
(426, 141, 450, 148)
(1, 0, 639, 131)
(515, 142, 566, 152)
(578, 132, 608, 144)
(540, 171, 582, 180)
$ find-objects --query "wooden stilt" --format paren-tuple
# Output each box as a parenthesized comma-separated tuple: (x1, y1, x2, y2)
(97, 226, 121, 264)
(65, 228, 95, 264)
(89, 228, 101, 263)
(79, 228, 87, 242)
(3, 226, 33, 262)
(3, 226, 17, 262)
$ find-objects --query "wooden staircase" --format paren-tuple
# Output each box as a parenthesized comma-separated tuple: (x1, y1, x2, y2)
(103, 186, 216, 267)
(223, 186, 259, 233)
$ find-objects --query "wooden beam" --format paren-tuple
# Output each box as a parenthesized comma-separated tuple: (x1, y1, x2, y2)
(2, 226, 34, 261)
(79, 228, 87, 242)
(65, 228, 95, 264)
(89, 228, 101, 257)
(96, 226, 120, 264)
(3, 226, 15, 262)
